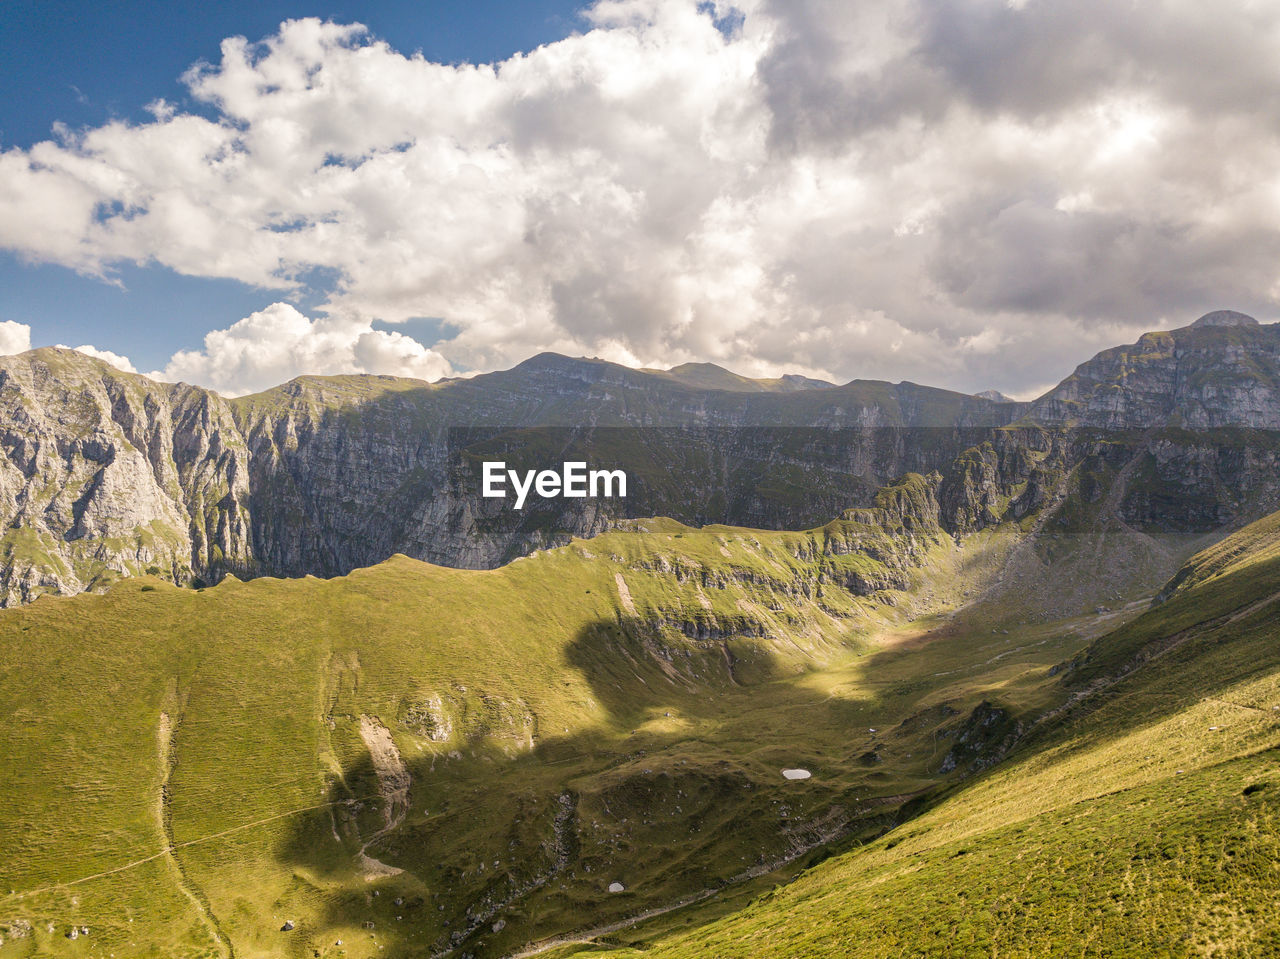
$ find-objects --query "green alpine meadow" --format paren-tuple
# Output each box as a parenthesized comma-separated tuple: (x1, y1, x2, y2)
(5, 2, 1280, 953)
(2, 311, 1280, 957)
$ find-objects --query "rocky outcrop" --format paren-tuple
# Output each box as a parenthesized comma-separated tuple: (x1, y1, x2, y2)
(224, 357, 1027, 577)
(938, 701, 1024, 774)
(1028, 312, 1280, 429)
(0, 349, 251, 604)
(1191, 310, 1258, 328)
(2, 348, 1019, 601)
(974, 389, 1017, 403)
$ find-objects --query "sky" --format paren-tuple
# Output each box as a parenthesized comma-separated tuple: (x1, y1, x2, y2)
(2, 0, 1279, 398)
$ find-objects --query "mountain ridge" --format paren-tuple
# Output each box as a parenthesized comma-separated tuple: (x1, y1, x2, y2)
(2, 310, 1280, 605)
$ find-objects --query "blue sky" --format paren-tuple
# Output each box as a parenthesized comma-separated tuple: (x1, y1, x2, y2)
(1, 1, 587, 149)
(0, 0, 586, 373)
(1, 1, 1277, 396)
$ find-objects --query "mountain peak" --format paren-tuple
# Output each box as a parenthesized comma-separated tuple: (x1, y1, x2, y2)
(1029, 309, 1280, 428)
(1190, 309, 1258, 328)
(645, 361, 835, 393)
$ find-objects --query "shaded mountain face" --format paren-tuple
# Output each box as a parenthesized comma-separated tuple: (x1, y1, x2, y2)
(1, 311, 1279, 604)
(230, 353, 1025, 581)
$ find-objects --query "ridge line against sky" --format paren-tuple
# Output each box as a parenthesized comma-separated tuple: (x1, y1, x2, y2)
(2, 0, 1280, 398)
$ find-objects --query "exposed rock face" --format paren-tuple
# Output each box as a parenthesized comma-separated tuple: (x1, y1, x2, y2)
(938, 701, 1024, 774)
(0, 348, 1023, 600)
(1191, 310, 1258, 328)
(227, 354, 1026, 577)
(974, 389, 1016, 403)
(1029, 315, 1280, 428)
(2, 310, 1280, 605)
(0, 349, 251, 605)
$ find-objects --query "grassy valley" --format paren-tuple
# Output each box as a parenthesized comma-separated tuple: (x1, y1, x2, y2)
(1, 397, 1278, 957)
(575, 512, 1280, 958)
(0, 498, 1179, 959)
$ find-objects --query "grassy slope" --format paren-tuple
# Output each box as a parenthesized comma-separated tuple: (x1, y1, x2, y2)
(0, 507, 1118, 959)
(576, 513, 1280, 958)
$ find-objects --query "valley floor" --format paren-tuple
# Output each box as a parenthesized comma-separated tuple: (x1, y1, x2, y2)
(2, 515, 1278, 958)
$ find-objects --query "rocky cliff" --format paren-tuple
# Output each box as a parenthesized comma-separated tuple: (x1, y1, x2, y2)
(1, 310, 1278, 605)
(1028, 311, 1280, 429)
(0, 350, 252, 604)
(225, 353, 1028, 577)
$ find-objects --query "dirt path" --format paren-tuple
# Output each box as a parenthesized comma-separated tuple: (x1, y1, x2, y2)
(1034, 588, 1280, 734)
(1204, 696, 1279, 715)
(157, 712, 235, 958)
(1226, 588, 1280, 624)
(2, 790, 384, 905)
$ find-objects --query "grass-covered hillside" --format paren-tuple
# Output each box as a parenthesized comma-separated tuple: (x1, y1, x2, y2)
(4, 478, 1279, 958)
(573, 509, 1280, 958)
(0, 503, 1137, 959)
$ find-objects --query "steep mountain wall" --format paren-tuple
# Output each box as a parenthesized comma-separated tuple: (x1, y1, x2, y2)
(0, 350, 252, 604)
(201, 355, 1035, 578)
(1029, 312, 1280, 429)
(0, 349, 1019, 599)
(2, 311, 1280, 604)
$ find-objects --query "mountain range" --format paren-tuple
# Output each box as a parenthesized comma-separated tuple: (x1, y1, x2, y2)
(3, 310, 1280, 957)
(2, 309, 1279, 607)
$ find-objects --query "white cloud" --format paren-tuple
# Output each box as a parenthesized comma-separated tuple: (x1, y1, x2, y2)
(154, 302, 453, 396)
(3, 2, 1280, 394)
(57, 344, 137, 372)
(0, 321, 31, 356)
(0, 325, 136, 373)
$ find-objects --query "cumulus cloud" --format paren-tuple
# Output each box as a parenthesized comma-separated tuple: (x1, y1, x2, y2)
(57, 344, 137, 372)
(0, 321, 32, 356)
(0, 323, 137, 372)
(154, 302, 453, 396)
(3, 1, 1280, 393)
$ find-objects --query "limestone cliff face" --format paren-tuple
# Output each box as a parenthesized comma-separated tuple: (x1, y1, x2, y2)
(2, 311, 1280, 605)
(1029, 312, 1280, 429)
(0, 349, 251, 604)
(227, 355, 1034, 575)
(0, 349, 1023, 601)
